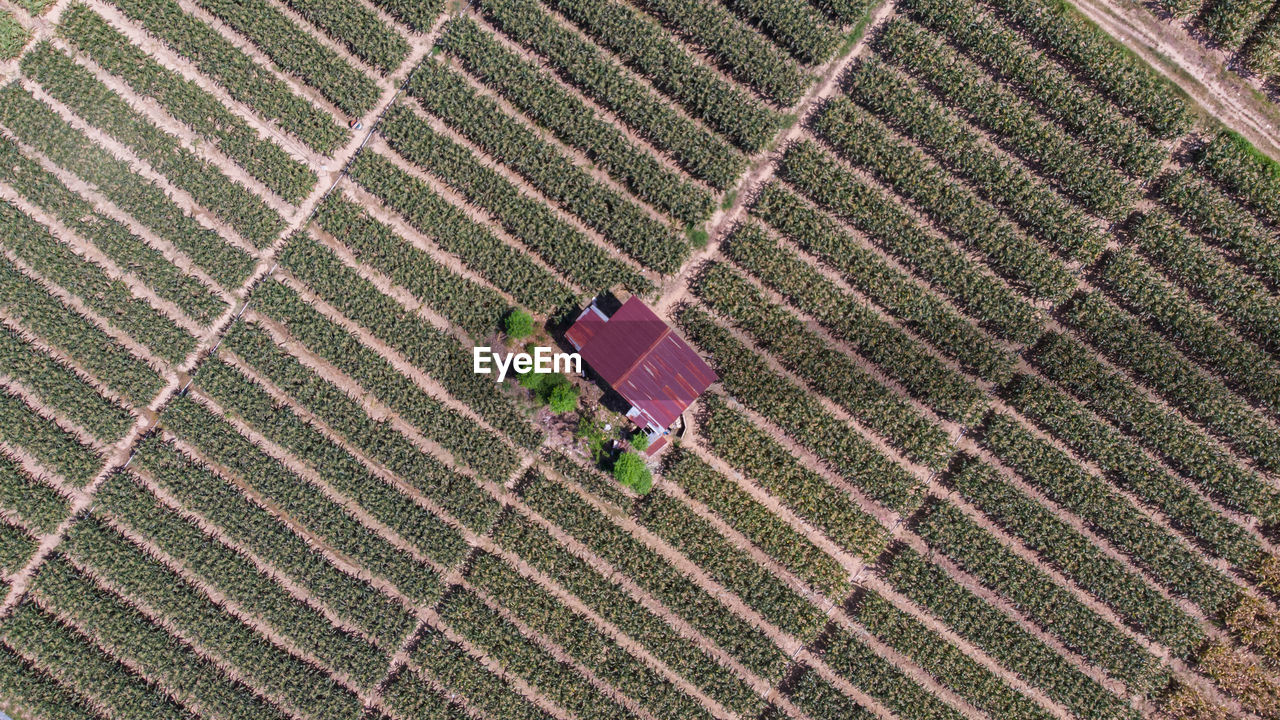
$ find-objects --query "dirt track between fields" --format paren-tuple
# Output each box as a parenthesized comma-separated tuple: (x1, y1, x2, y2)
(1067, 0, 1280, 159)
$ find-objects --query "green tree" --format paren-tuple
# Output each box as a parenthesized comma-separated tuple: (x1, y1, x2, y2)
(504, 308, 534, 339)
(613, 452, 652, 494)
(548, 383, 579, 413)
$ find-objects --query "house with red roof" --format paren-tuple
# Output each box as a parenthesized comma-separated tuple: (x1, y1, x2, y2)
(566, 297, 718, 455)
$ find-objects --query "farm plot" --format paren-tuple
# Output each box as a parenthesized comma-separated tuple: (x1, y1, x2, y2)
(2, 0, 1280, 720)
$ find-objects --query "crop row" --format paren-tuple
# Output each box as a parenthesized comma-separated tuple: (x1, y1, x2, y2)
(779, 140, 1045, 343)
(1095, 248, 1280, 415)
(1029, 332, 1280, 523)
(475, 0, 746, 189)
(640, 477, 965, 720)
(841, 63, 1105, 263)
(678, 305, 924, 512)
(407, 625, 552, 720)
(0, 386, 102, 488)
(220, 322, 502, 532)
(1000, 372, 1265, 573)
(723, 0, 841, 64)
(24, 42, 283, 247)
(750, 183, 1014, 383)
(537, 0, 781, 152)
(897, 0, 1165, 177)
(778, 141, 1049, 343)
(0, 520, 36, 575)
(1063, 291, 1280, 474)
(3, 200, 194, 364)
(813, 95, 1077, 302)
(66, 510, 362, 720)
(661, 448, 849, 598)
(0, 324, 132, 444)
(1195, 130, 1280, 228)
(28, 552, 295, 720)
(246, 272, 520, 480)
(723, 225, 986, 430)
(106, 0, 349, 154)
(0, 641, 105, 720)
(93, 472, 389, 688)
(1157, 169, 1280, 287)
(980, 414, 1241, 619)
(3, 597, 208, 720)
(882, 545, 1137, 720)
(439, 17, 713, 226)
(405, 59, 687, 274)
(695, 255, 952, 466)
(692, 401, 1106, 718)
(873, 20, 1136, 220)
(628, 0, 810, 104)
(59, 5, 315, 204)
(163, 394, 443, 605)
(697, 395, 890, 559)
(0, 84, 255, 289)
(0, 256, 163, 405)
(195, 353, 485, 557)
(980, 0, 1193, 138)
(1126, 210, 1280, 353)
(346, 151, 572, 313)
(0, 451, 70, 534)
(191, 0, 378, 116)
(311, 196, 508, 341)
(952, 453, 1209, 656)
(490, 510, 770, 717)
(439, 588, 638, 720)
(380, 668, 467, 720)
(131, 435, 415, 647)
(267, 245, 542, 452)
(1200, 0, 1274, 49)
(468, 549, 714, 720)
(376, 105, 649, 294)
(0, 135, 227, 325)
(275, 0, 409, 74)
(639, 488, 828, 642)
(522, 469, 793, 683)
(914, 497, 1171, 694)
(268, 264, 521, 477)
(1241, 11, 1280, 77)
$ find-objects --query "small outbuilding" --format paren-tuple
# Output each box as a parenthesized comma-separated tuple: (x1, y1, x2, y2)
(566, 297, 717, 455)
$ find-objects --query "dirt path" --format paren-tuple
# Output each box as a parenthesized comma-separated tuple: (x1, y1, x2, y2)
(1067, 0, 1280, 160)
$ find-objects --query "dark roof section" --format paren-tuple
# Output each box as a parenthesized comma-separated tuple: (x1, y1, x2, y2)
(573, 297, 717, 430)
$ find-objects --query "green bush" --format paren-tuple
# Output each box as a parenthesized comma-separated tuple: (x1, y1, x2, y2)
(631, 431, 651, 451)
(613, 452, 652, 494)
(504, 309, 535, 339)
(548, 383, 579, 414)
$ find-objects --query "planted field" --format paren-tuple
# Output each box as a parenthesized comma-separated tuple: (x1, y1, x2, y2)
(3, 1, 1280, 720)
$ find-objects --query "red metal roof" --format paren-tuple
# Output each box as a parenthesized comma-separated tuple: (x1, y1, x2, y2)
(565, 304, 607, 351)
(571, 297, 717, 430)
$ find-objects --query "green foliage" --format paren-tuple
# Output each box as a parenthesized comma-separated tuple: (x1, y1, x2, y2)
(377, 106, 651, 294)
(535, 0, 782, 152)
(0, 11, 28, 60)
(0, 84, 255, 289)
(612, 451, 651, 493)
(475, 0, 746, 187)
(627, 0, 811, 104)
(59, 4, 316, 203)
(630, 431, 650, 451)
(106, 0, 349, 153)
(439, 17, 713, 225)
(504, 309, 535, 340)
(548, 382, 579, 413)
(779, 140, 1044, 344)
(405, 59, 688, 275)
